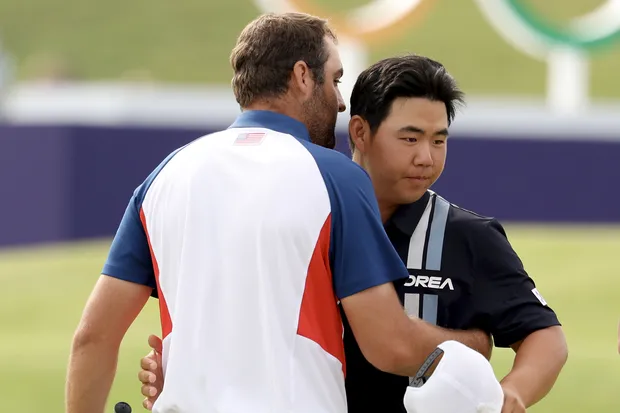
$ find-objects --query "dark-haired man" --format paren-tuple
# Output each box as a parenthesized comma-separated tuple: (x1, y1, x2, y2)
(137, 55, 567, 413)
(344, 55, 567, 413)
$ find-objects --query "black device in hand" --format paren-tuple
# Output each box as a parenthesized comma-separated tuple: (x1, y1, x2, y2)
(114, 401, 132, 413)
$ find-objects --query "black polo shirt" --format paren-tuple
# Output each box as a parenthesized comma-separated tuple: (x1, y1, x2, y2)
(343, 190, 561, 413)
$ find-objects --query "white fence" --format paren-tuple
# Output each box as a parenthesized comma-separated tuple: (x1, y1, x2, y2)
(2, 81, 620, 141)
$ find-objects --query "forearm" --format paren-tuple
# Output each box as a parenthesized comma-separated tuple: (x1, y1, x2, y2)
(66, 338, 120, 413)
(410, 317, 492, 359)
(500, 326, 568, 407)
(431, 325, 492, 360)
(387, 318, 492, 377)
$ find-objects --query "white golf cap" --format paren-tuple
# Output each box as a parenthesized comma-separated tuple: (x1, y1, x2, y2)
(403, 340, 504, 413)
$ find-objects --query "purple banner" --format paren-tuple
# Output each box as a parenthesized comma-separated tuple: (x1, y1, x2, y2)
(1, 124, 619, 247)
(433, 135, 620, 223)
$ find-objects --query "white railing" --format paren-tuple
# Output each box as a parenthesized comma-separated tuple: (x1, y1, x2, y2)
(2, 81, 620, 141)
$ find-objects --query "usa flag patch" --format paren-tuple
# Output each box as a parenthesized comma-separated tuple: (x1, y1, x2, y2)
(234, 132, 266, 146)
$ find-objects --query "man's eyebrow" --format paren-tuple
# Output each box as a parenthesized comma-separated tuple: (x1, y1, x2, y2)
(398, 126, 449, 136)
(399, 125, 424, 134)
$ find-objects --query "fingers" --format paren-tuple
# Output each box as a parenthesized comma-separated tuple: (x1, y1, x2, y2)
(148, 334, 163, 353)
(142, 383, 158, 398)
(139, 335, 164, 412)
(143, 396, 156, 411)
(138, 369, 156, 384)
(140, 353, 158, 371)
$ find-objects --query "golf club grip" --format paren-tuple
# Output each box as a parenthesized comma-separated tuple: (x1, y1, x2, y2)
(114, 401, 132, 413)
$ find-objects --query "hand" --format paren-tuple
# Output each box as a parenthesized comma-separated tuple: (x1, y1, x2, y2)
(500, 384, 526, 413)
(138, 334, 164, 411)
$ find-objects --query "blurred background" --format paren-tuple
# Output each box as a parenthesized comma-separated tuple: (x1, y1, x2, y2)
(1, 0, 619, 411)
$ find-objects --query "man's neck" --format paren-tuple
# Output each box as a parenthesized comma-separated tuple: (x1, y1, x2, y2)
(351, 152, 399, 223)
(379, 200, 399, 224)
(244, 98, 301, 121)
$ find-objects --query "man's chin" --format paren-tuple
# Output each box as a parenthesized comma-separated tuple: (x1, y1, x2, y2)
(399, 190, 428, 205)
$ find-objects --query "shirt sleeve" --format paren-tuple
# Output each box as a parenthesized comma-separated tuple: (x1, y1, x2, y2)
(326, 158, 409, 300)
(101, 189, 156, 290)
(470, 219, 561, 347)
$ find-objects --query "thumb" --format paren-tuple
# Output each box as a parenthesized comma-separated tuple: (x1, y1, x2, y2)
(148, 334, 163, 354)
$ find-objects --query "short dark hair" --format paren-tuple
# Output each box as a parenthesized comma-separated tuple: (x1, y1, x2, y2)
(349, 55, 465, 150)
(230, 13, 337, 108)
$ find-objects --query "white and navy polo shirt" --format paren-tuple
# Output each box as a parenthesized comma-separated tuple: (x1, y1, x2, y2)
(102, 110, 409, 413)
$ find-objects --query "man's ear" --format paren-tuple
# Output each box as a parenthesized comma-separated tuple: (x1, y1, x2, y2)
(290, 60, 314, 100)
(349, 115, 371, 154)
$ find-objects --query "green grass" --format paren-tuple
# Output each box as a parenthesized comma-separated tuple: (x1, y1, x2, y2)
(1, 225, 619, 412)
(1, 0, 620, 97)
